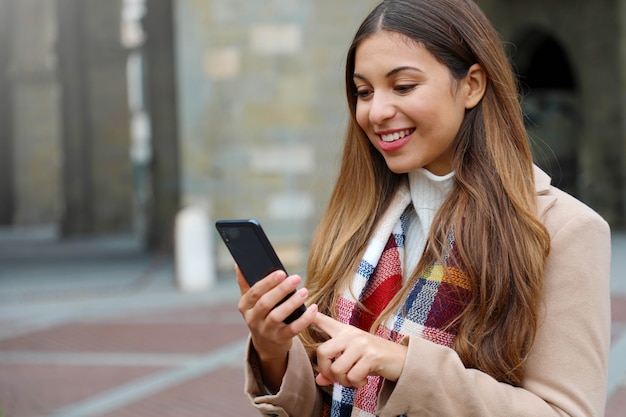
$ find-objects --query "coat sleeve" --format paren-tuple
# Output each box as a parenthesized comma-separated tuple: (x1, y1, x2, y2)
(376, 197, 612, 416)
(244, 335, 325, 417)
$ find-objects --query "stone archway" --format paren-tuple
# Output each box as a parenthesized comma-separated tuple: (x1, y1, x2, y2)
(513, 29, 580, 197)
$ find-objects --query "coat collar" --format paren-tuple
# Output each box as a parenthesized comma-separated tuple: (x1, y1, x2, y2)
(534, 165, 557, 219)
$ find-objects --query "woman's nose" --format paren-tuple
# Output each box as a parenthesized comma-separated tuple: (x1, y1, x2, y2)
(368, 92, 396, 124)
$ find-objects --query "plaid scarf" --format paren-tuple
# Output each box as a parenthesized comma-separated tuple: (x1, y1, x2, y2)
(325, 185, 471, 417)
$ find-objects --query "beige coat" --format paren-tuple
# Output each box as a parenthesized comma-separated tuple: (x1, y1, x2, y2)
(244, 167, 611, 417)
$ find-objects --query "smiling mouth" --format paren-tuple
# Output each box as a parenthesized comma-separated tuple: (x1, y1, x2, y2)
(380, 129, 415, 143)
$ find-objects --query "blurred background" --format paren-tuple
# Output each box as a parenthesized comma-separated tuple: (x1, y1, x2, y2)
(0, 0, 624, 273)
(1, 1, 625, 416)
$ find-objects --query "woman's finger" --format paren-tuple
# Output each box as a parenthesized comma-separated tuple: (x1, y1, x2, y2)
(235, 264, 250, 295)
(266, 284, 308, 324)
(252, 274, 301, 317)
(238, 269, 287, 313)
(323, 342, 369, 388)
(316, 337, 345, 387)
(313, 312, 346, 338)
(342, 358, 370, 388)
(286, 303, 318, 335)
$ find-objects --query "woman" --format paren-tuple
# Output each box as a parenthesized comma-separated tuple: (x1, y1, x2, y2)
(236, 0, 611, 416)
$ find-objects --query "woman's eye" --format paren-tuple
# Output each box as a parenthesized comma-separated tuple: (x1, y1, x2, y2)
(395, 84, 417, 94)
(355, 89, 373, 99)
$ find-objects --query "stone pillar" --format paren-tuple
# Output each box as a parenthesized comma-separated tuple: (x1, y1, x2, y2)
(56, 0, 93, 235)
(617, 0, 626, 230)
(57, 0, 132, 236)
(10, 0, 61, 226)
(143, 0, 181, 250)
(0, 0, 15, 225)
(85, 0, 132, 234)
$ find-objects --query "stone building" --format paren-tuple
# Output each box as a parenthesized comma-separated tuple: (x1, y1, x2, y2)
(0, 0, 624, 275)
(481, 0, 625, 228)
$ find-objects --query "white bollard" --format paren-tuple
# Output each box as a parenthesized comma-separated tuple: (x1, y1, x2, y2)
(174, 205, 216, 292)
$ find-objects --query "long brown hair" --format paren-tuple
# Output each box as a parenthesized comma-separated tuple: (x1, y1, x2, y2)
(303, 0, 550, 386)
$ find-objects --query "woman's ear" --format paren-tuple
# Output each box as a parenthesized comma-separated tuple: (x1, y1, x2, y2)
(463, 63, 487, 109)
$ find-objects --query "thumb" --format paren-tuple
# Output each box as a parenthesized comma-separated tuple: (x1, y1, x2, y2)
(315, 372, 335, 387)
(235, 264, 250, 295)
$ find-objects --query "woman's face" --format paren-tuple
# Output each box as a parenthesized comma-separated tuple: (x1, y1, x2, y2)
(353, 31, 473, 176)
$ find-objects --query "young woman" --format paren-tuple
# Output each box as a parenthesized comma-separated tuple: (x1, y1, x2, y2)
(236, 0, 611, 416)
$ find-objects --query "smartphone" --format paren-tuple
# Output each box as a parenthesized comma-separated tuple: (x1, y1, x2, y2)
(215, 219, 306, 323)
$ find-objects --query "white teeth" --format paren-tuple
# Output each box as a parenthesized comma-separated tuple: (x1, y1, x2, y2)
(381, 129, 412, 142)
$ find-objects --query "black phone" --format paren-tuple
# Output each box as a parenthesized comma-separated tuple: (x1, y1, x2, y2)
(215, 219, 306, 323)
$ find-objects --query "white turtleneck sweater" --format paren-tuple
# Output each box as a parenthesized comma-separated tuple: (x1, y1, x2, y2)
(403, 168, 455, 280)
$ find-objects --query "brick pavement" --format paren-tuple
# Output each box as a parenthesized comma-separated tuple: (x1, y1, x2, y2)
(0, 232, 625, 417)
(0, 295, 258, 417)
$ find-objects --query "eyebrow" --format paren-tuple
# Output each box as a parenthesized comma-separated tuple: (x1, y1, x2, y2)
(353, 66, 424, 80)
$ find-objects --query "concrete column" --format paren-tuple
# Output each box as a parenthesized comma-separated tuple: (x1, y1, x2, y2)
(0, 0, 15, 225)
(617, 0, 626, 226)
(10, 0, 61, 226)
(57, 0, 132, 236)
(85, 0, 132, 234)
(57, 0, 93, 235)
(143, 0, 181, 250)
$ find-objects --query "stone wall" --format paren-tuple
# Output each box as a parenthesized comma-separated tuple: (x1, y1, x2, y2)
(175, 0, 380, 274)
(2, 0, 624, 258)
(177, 0, 626, 274)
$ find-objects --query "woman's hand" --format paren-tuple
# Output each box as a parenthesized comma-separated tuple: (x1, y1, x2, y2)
(236, 265, 317, 392)
(313, 312, 407, 388)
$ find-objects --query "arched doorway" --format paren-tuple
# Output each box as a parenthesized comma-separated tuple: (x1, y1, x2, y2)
(513, 29, 580, 197)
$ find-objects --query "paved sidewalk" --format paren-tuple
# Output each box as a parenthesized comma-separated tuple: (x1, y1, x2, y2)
(0, 230, 257, 417)
(0, 227, 624, 417)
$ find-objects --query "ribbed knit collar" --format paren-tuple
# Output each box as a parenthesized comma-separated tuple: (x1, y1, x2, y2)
(403, 168, 455, 279)
(408, 168, 455, 227)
